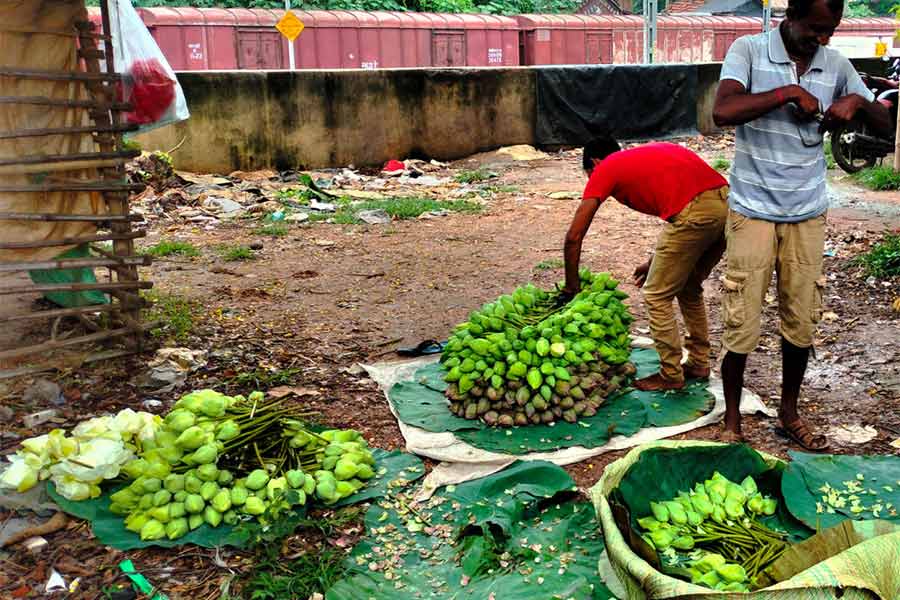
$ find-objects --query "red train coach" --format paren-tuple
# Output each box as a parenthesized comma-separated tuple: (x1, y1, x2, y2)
(87, 8, 896, 70)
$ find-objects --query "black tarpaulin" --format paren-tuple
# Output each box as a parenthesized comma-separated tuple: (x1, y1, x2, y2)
(535, 64, 699, 145)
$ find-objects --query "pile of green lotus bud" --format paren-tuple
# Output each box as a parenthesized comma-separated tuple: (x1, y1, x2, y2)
(638, 472, 788, 592)
(106, 389, 376, 541)
(441, 269, 636, 427)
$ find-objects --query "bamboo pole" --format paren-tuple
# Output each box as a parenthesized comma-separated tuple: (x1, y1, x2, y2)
(0, 149, 140, 167)
(0, 158, 130, 175)
(0, 181, 144, 193)
(0, 326, 143, 361)
(0, 231, 145, 250)
(0, 123, 138, 140)
(0, 349, 136, 379)
(0, 96, 131, 110)
(0, 303, 137, 323)
(0, 67, 122, 82)
(0, 212, 141, 222)
(0, 255, 150, 272)
(0, 281, 152, 295)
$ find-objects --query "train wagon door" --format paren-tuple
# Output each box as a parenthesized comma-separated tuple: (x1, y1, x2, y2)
(585, 32, 612, 64)
(433, 31, 465, 66)
(713, 31, 734, 62)
(237, 29, 284, 69)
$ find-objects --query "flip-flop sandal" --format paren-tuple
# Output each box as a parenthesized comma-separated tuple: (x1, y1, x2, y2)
(776, 418, 829, 452)
(396, 339, 446, 357)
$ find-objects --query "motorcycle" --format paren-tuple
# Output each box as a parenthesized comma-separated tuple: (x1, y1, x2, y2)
(829, 56, 899, 174)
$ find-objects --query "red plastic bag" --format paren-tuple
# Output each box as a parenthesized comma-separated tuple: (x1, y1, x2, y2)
(110, 0, 188, 132)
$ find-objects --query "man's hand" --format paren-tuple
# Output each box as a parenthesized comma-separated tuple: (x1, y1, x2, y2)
(820, 94, 866, 132)
(632, 260, 651, 288)
(787, 85, 821, 120)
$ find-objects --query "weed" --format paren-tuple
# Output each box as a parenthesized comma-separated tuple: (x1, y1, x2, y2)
(142, 240, 200, 258)
(229, 367, 301, 388)
(534, 258, 564, 270)
(255, 223, 289, 237)
(241, 545, 346, 600)
(220, 245, 255, 261)
(479, 184, 520, 196)
(304, 196, 482, 224)
(852, 166, 900, 191)
(454, 168, 497, 184)
(275, 187, 311, 205)
(854, 234, 900, 279)
(143, 290, 196, 342)
(711, 158, 731, 172)
(823, 136, 837, 170)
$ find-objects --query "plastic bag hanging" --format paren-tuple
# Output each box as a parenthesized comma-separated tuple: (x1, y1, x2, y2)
(108, 0, 189, 133)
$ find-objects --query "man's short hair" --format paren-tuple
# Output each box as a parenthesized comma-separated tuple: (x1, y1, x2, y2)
(786, 0, 844, 20)
(582, 138, 622, 173)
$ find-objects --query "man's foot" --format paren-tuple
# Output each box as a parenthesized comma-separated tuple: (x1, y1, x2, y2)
(777, 417, 829, 452)
(720, 428, 745, 444)
(683, 364, 711, 380)
(634, 372, 685, 392)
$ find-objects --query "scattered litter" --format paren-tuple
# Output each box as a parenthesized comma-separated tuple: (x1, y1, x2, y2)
(174, 171, 230, 186)
(228, 169, 276, 182)
(399, 175, 447, 186)
(285, 212, 309, 223)
(547, 191, 580, 200)
(133, 348, 207, 392)
(314, 239, 336, 247)
(120, 560, 169, 600)
(890, 438, 900, 449)
(419, 209, 450, 219)
(45, 569, 67, 593)
(341, 189, 385, 200)
(495, 144, 549, 161)
(343, 363, 366, 376)
(24, 535, 47, 554)
(268, 386, 321, 399)
(142, 399, 163, 410)
(358, 209, 391, 224)
(827, 424, 879, 445)
(201, 195, 244, 218)
(23, 409, 57, 429)
(822, 311, 839, 323)
(309, 199, 336, 212)
(23, 379, 63, 406)
(382, 159, 406, 175)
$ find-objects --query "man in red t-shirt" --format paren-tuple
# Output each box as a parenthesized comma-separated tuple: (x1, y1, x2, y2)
(562, 139, 730, 391)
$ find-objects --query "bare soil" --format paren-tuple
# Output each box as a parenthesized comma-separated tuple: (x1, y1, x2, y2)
(1, 135, 898, 597)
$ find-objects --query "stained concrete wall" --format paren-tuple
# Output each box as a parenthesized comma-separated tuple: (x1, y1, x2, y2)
(138, 69, 536, 173)
(139, 59, 886, 172)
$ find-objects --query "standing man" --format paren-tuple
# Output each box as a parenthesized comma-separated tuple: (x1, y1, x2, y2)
(713, 0, 890, 448)
(562, 139, 729, 392)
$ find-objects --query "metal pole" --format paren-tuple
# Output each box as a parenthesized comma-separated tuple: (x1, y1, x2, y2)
(643, 0, 657, 64)
(285, 0, 295, 71)
(763, 0, 772, 33)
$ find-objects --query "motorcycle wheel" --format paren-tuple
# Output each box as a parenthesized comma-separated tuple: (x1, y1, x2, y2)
(830, 124, 877, 174)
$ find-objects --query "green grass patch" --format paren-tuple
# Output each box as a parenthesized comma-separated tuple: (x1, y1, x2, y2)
(219, 245, 254, 262)
(255, 223, 289, 237)
(852, 166, 900, 191)
(306, 196, 482, 224)
(454, 168, 497, 184)
(229, 367, 301, 388)
(141, 240, 199, 258)
(823, 136, 837, 170)
(710, 158, 731, 172)
(143, 291, 196, 342)
(534, 258, 564, 270)
(854, 233, 900, 279)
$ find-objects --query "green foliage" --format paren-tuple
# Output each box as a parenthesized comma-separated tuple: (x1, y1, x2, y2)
(823, 137, 837, 170)
(852, 165, 900, 191)
(846, 0, 877, 16)
(710, 158, 730, 172)
(122, 0, 581, 14)
(143, 291, 196, 342)
(307, 196, 481, 224)
(854, 234, 900, 279)
(241, 545, 347, 599)
(219, 245, 255, 261)
(255, 223, 289, 237)
(534, 258, 564, 270)
(142, 240, 200, 258)
(454, 168, 497, 184)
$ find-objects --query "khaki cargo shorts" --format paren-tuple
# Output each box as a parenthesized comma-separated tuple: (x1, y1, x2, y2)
(721, 209, 826, 353)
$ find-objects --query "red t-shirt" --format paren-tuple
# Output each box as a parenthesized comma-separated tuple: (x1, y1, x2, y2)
(582, 142, 727, 221)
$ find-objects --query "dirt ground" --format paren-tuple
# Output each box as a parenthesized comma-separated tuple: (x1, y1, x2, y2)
(1, 134, 899, 597)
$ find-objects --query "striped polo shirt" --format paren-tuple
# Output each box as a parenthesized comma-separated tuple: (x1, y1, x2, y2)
(720, 28, 874, 223)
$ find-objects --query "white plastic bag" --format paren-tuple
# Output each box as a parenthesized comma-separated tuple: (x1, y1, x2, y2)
(108, 0, 189, 133)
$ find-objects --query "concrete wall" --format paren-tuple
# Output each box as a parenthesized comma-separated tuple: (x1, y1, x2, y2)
(139, 69, 536, 173)
(140, 59, 886, 172)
